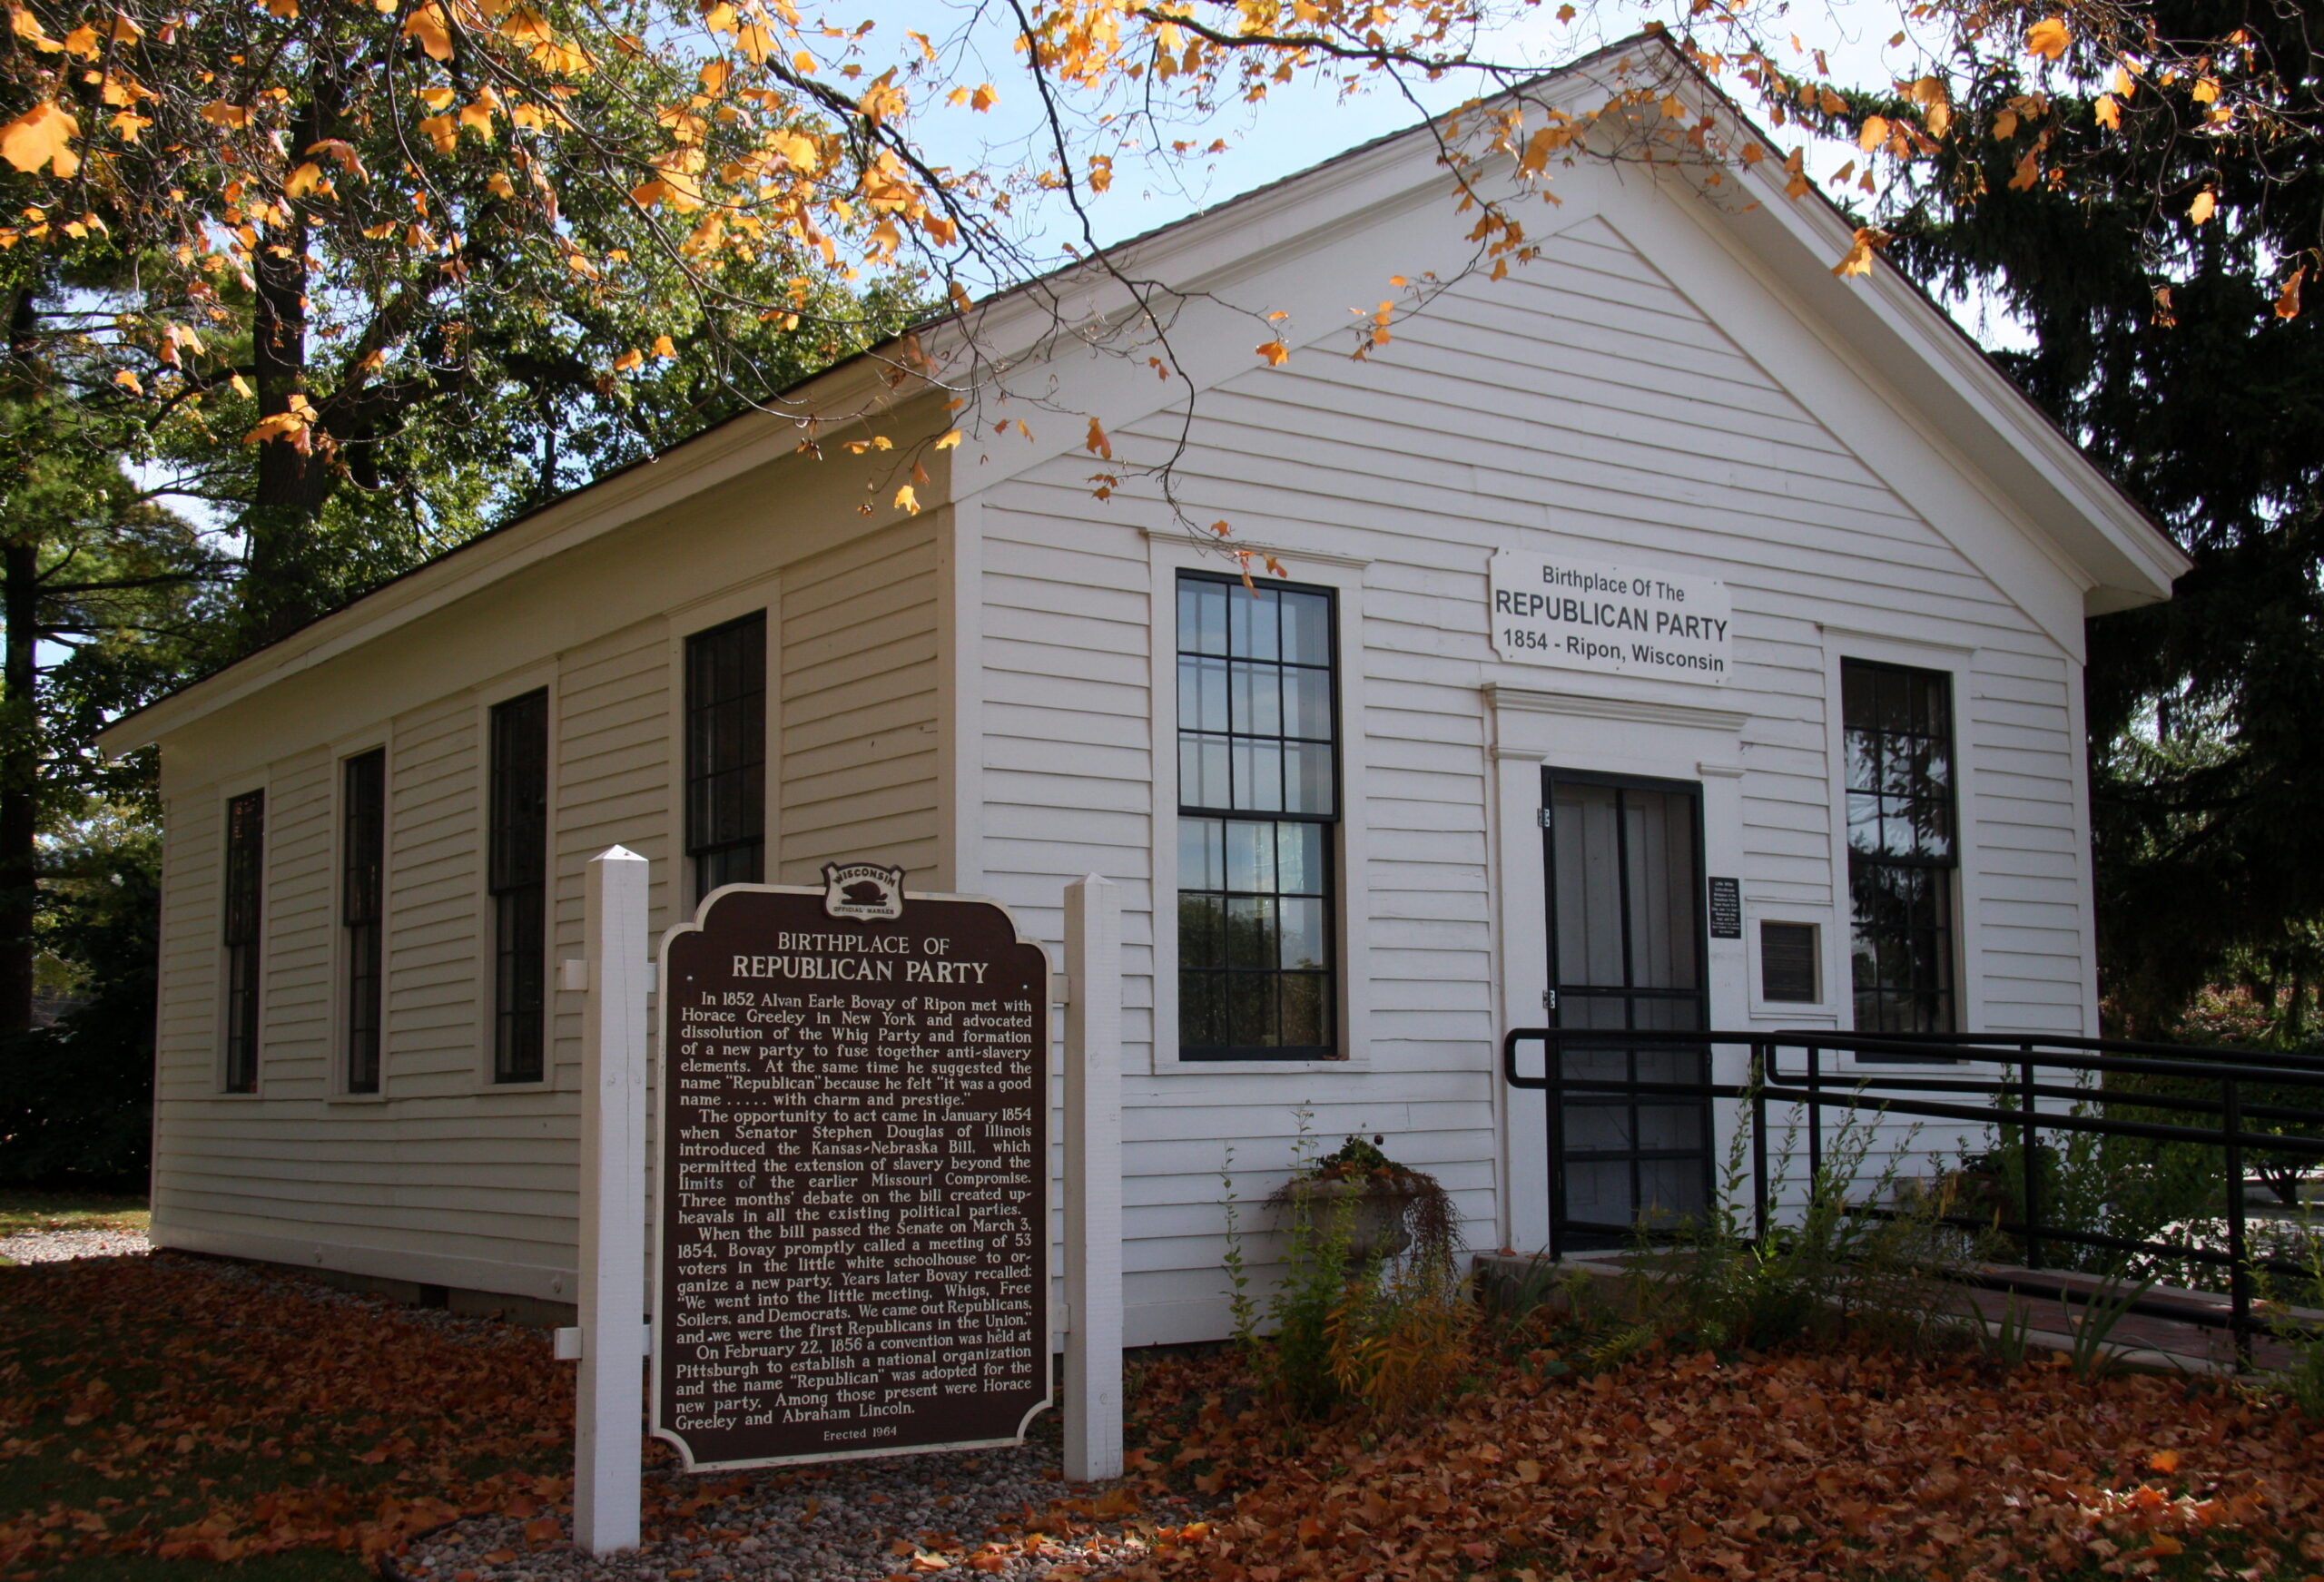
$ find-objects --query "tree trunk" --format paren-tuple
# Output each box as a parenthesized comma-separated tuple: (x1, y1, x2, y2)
(240, 89, 336, 647)
(1, 281, 41, 1035)
(0, 536, 36, 1034)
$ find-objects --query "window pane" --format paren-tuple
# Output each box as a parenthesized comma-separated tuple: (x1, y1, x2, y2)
(1283, 742, 1334, 817)
(1276, 821, 1324, 895)
(1230, 660, 1282, 737)
(1179, 817, 1223, 892)
(1181, 579, 1228, 657)
(1228, 585, 1280, 662)
(1280, 897, 1327, 970)
(1183, 734, 1230, 810)
(1281, 592, 1331, 665)
(1179, 655, 1227, 733)
(1179, 894, 1225, 969)
(1228, 971, 1279, 1047)
(1280, 973, 1329, 1046)
(1232, 738, 1284, 812)
(1180, 970, 1225, 1046)
(1281, 666, 1332, 740)
(1226, 896, 1276, 970)
(1844, 726, 1876, 796)
(1225, 820, 1275, 894)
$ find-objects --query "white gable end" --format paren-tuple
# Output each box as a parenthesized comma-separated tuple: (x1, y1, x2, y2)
(957, 143, 2114, 1339)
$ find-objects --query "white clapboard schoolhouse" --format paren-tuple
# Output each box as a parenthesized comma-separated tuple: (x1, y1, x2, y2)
(100, 41, 2187, 1342)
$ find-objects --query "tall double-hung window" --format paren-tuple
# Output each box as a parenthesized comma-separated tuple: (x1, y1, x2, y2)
(1176, 573, 1339, 1060)
(341, 750, 387, 1095)
(222, 789, 265, 1093)
(685, 613, 766, 897)
(489, 689, 549, 1083)
(1842, 660, 1958, 1035)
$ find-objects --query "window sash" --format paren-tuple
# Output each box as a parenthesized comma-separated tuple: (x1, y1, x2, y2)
(685, 613, 766, 895)
(1841, 659, 1959, 1039)
(222, 790, 264, 1093)
(487, 692, 549, 1082)
(342, 752, 386, 1095)
(494, 886, 546, 1083)
(1175, 572, 1340, 1061)
(488, 691, 549, 894)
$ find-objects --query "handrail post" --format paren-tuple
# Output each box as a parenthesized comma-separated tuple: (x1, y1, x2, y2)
(1750, 1040, 1769, 1245)
(1805, 1040, 1823, 1205)
(2020, 1042, 2042, 1272)
(1545, 1031, 1564, 1263)
(2224, 1076, 2250, 1369)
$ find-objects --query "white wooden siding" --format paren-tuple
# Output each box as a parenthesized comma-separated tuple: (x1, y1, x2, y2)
(147, 501, 945, 1301)
(779, 518, 944, 880)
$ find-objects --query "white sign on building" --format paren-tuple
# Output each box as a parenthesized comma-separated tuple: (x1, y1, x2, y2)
(1489, 548, 1732, 685)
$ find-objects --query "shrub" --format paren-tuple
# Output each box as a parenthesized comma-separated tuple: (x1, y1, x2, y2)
(0, 830, 158, 1190)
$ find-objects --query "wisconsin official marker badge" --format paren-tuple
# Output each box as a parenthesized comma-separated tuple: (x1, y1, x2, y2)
(822, 861, 906, 921)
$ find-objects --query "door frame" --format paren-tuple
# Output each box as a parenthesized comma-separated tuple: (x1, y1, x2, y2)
(1484, 683, 1751, 1253)
(1539, 766, 1714, 1244)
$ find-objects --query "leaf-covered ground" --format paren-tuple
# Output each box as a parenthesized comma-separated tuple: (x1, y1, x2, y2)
(1117, 1342, 2324, 1582)
(0, 1253, 572, 1577)
(6, 1252, 2324, 1582)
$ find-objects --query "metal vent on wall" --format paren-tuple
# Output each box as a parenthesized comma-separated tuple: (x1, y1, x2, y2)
(1758, 920, 1819, 1004)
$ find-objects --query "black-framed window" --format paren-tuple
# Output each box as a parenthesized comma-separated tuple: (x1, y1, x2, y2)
(1843, 660, 1957, 1035)
(489, 689, 549, 1084)
(342, 750, 386, 1095)
(685, 613, 766, 897)
(222, 789, 264, 1093)
(1176, 573, 1338, 1060)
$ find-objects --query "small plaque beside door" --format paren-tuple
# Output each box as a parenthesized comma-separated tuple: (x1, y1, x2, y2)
(1706, 877, 1742, 939)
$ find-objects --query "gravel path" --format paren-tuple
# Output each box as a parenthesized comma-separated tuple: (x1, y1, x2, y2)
(391, 1442, 1187, 1582)
(0, 1225, 151, 1263)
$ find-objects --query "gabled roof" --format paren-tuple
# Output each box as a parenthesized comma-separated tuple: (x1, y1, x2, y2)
(100, 33, 2187, 754)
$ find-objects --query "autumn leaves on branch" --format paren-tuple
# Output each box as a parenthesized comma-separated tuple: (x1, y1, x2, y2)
(0, 0, 2304, 512)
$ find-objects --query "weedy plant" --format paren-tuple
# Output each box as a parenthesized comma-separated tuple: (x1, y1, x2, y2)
(2062, 1274, 2152, 1382)
(1979, 1292, 2035, 1371)
(2262, 1233, 2324, 1417)
(1612, 1096, 1984, 1356)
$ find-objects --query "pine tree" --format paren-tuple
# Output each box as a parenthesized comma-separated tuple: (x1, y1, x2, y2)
(1879, 4, 2324, 1034)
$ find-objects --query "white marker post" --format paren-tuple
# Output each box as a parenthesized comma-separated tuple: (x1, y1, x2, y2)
(576, 846, 648, 1552)
(1062, 873, 1123, 1481)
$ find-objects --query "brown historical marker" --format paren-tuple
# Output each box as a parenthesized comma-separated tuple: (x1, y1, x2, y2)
(651, 871, 1051, 1470)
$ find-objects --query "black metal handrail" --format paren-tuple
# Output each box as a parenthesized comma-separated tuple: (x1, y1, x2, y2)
(1502, 1027, 2324, 1365)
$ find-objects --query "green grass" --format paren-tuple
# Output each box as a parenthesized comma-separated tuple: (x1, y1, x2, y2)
(0, 1189, 151, 1239)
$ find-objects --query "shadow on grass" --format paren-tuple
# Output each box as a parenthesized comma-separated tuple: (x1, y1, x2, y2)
(39, 1552, 373, 1582)
(0, 1189, 151, 1239)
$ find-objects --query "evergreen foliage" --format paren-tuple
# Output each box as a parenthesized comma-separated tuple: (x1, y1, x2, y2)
(1874, 3, 2324, 1034)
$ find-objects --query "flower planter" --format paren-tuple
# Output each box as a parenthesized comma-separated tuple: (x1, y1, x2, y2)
(1282, 1176, 1414, 1262)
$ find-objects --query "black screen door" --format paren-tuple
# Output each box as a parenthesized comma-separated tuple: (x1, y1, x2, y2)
(1542, 770, 1712, 1246)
